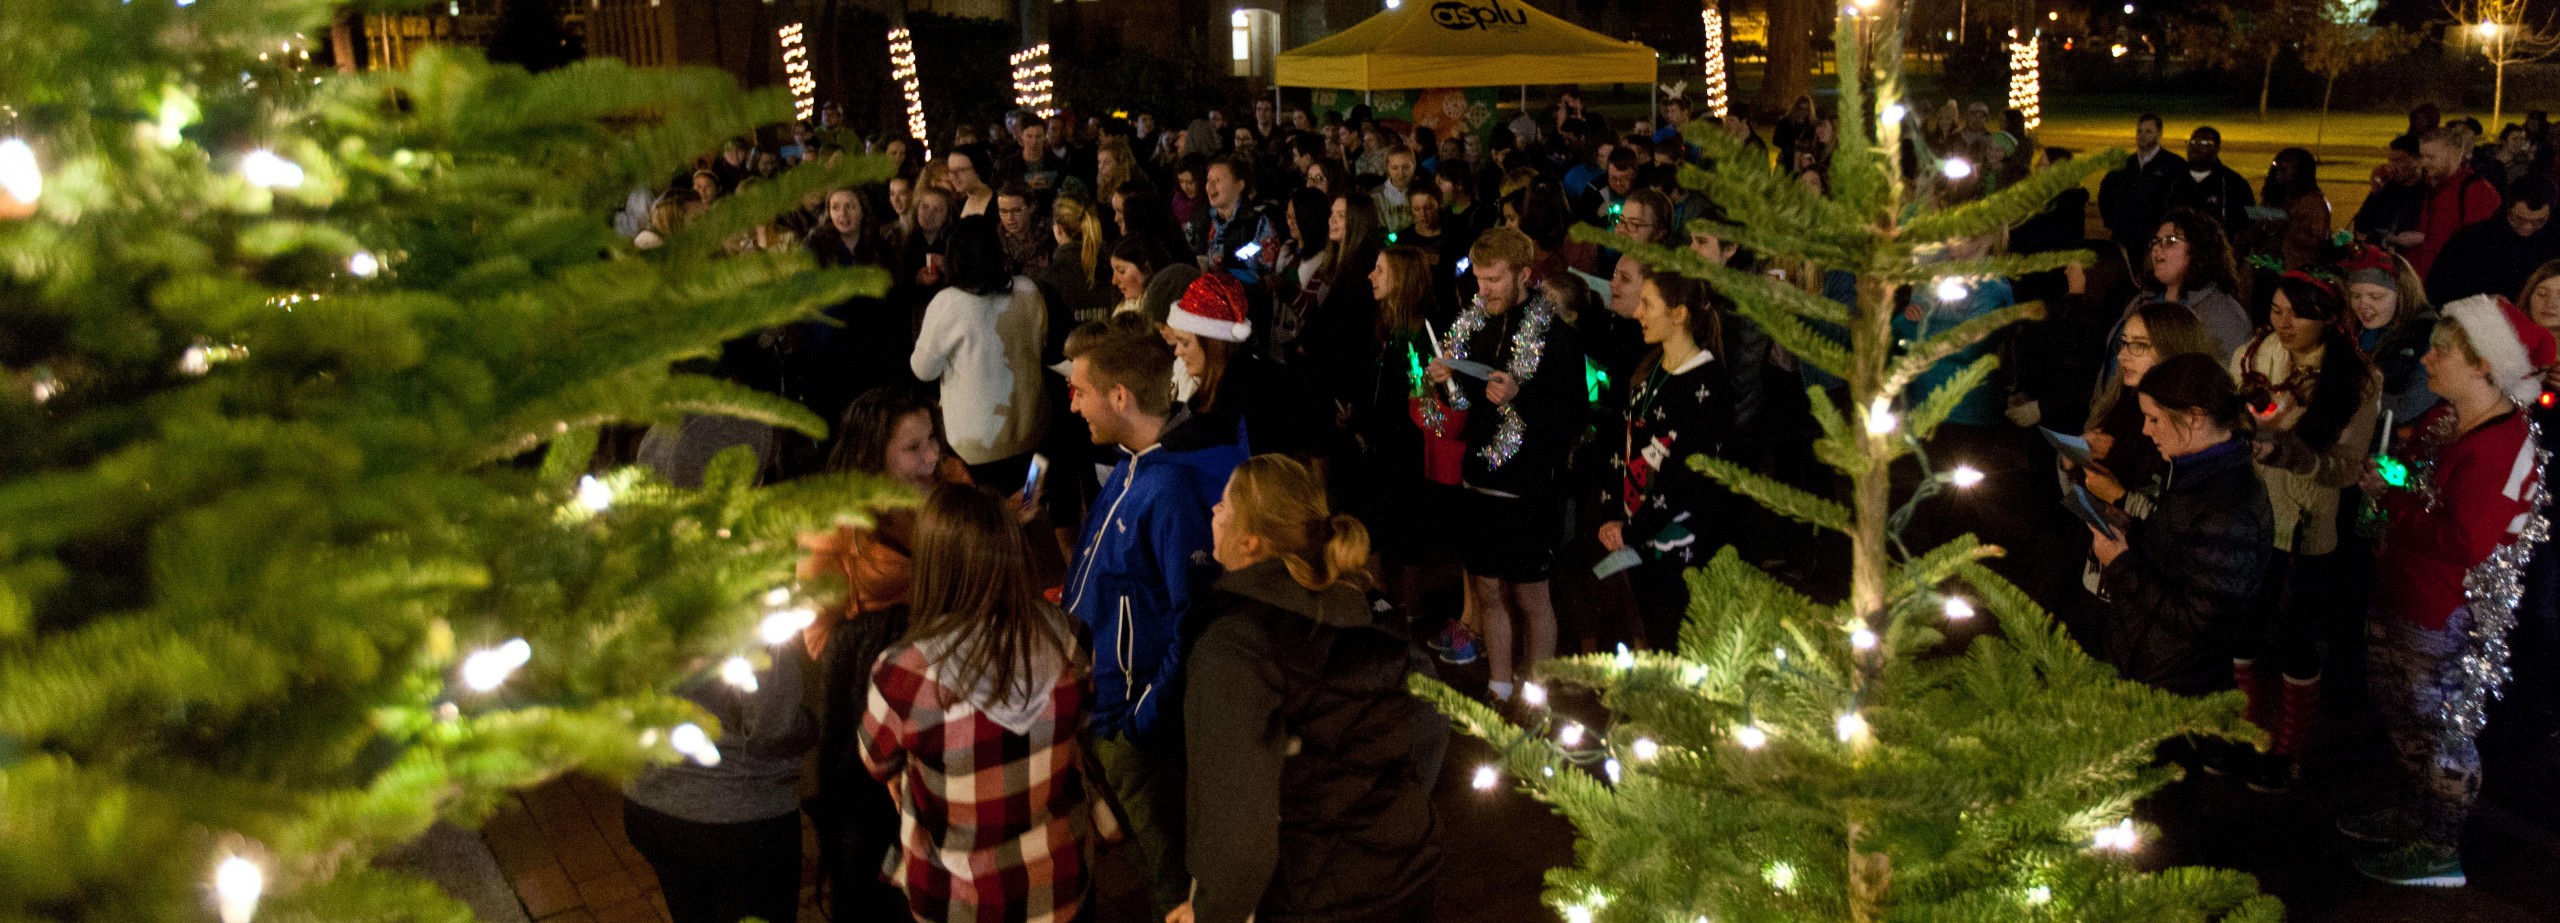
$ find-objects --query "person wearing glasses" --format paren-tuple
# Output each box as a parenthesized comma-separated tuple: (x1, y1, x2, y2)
(2168, 126, 2256, 239)
(2137, 206, 2255, 358)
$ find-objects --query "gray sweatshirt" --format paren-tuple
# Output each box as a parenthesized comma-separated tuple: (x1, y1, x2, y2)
(626, 646, 816, 824)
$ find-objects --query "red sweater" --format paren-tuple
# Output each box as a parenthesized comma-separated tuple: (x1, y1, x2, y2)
(2406, 166, 2500, 277)
(2378, 405, 2544, 629)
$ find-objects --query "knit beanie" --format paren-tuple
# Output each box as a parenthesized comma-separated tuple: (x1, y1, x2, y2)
(2337, 242, 2398, 293)
(1167, 272, 1254, 343)
(2441, 294, 2560, 405)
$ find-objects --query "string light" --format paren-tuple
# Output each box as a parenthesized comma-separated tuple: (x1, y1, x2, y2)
(1563, 904, 1595, 923)
(1836, 711, 1870, 743)
(1940, 157, 1974, 181)
(575, 475, 614, 512)
(1614, 642, 1635, 670)
(240, 149, 304, 188)
(778, 24, 817, 123)
(1681, 663, 1709, 685)
(759, 607, 817, 645)
(1949, 464, 1985, 488)
(1559, 722, 1587, 747)
(1766, 861, 1799, 891)
(1519, 681, 1547, 708)
(1699, 8, 1730, 119)
(1944, 596, 1976, 621)
(1630, 737, 1660, 761)
(30, 369, 60, 404)
(347, 251, 380, 278)
(1010, 44, 1056, 119)
(2007, 34, 2043, 130)
(1472, 764, 1501, 790)
(0, 137, 41, 214)
(178, 342, 247, 376)
(1864, 396, 1898, 436)
(2026, 884, 2054, 905)
(1881, 101, 1908, 125)
(719, 655, 759, 693)
(460, 638, 532, 692)
(1603, 758, 1624, 784)
(213, 854, 265, 923)
(2093, 818, 2140, 851)
(668, 722, 723, 766)
(1848, 621, 1879, 651)
(1934, 276, 1971, 302)
(888, 28, 931, 158)
(1733, 723, 1768, 750)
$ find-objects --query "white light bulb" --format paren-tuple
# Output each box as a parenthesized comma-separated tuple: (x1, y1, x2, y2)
(461, 638, 531, 692)
(1950, 465, 1985, 488)
(669, 722, 722, 766)
(1631, 737, 1660, 761)
(1614, 643, 1635, 670)
(2026, 885, 2053, 905)
(762, 587, 794, 607)
(2122, 2, 2134, 12)
(1559, 722, 1587, 748)
(1882, 102, 1908, 124)
(1934, 276, 1971, 303)
(1836, 711, 1869, 743)
(179, 345, 212, 376)
(1604, 758, 1624, 784)
(1681, 663, 1709, 685)
(241, 149, 304, 188)
(347, 250, 379, 277)
(1734, 724, 1768, 750)
(759, 607, 817, 645)
(0, 137, 41, 206)
(1471, 764, 1500, 791)
(2093, 818, 2140, 851)
(719, 655, 759, 693)
(1767, 861, 1798, 891)
(1850, 626, 1879, 651)
(1564, 904, 1595, 923)
(575, 475, 613, 512)
(1865, 396, 1898, 436)
(214, 854, 265, 923)
(1944, 596, 1976, 621)
(1519, 681, 1547, 708)
(1940, 157, 1974, 181)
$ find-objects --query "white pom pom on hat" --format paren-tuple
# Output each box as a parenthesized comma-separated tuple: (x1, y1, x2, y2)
(2441, 294, 2560, 406)
(1167, 271, 1254, 343)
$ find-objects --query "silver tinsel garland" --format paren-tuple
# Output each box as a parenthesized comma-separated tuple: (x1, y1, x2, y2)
(2442, 417, 2550, 748)
(1442, 292, 1557, 471)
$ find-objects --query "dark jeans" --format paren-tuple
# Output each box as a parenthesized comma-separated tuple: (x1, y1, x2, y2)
(622, 800, 801, 923)
(1630, 558, 1691, 655)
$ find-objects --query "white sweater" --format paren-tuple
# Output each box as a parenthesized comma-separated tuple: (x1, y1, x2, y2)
(912, 277, 1051, 464)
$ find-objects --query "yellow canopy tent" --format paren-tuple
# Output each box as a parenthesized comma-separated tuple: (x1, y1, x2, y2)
(1274, 0, 1654, 91)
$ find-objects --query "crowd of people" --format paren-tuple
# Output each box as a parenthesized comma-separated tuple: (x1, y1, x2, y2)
(607, 90, 2560, 922)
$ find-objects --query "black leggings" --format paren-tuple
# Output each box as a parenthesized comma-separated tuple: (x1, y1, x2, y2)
(621, 800, 801, 923)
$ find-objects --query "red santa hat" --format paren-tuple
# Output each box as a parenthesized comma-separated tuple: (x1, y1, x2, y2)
(1168, 272, 1253, 343)
(2441, 294, 2559, 406)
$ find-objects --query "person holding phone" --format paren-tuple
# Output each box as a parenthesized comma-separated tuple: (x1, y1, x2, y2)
(2089, 354, 2273, 698)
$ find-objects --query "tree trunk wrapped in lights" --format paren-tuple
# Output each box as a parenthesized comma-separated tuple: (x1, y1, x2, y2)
(1413, 4, 2283, 921)
(0, 2, 901, 916)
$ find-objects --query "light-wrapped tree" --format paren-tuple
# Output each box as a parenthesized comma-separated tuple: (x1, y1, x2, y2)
(1415, 5, 2284, 921)
(0, 0, 895, 917)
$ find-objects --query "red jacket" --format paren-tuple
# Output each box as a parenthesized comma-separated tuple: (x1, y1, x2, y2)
(2378, 405, 2544, 630)
(2407, 166, 2500, 277)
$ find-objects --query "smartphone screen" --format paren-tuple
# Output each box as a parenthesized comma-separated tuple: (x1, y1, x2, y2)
(1235, 241, 1263, 262)
(1018, 453, 1048, 503)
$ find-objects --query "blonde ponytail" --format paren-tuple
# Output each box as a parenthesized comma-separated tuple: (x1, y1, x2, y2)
(1054, 193, 1106, 285)
(1228, 455, 1373, 592)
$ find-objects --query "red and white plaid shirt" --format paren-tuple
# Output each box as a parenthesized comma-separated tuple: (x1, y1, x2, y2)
(864, 642, 1091, 923)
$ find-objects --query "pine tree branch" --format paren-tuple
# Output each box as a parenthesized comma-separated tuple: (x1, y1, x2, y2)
(1690, 454, 1852, 533)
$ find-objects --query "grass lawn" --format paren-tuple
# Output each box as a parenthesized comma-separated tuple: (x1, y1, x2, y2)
(2036, 102, 2411, 221)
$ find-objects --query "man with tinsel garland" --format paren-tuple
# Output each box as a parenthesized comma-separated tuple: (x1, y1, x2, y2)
(2349, 294, 2556, 887)
(1424, 227, 1586, 707)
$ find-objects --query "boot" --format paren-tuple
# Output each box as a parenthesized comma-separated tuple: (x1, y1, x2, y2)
(2249, 673, 2321, 794)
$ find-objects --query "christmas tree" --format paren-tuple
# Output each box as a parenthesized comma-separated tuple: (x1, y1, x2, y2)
(0, 0, 894, 917)
(1416, 7, 2286, 922)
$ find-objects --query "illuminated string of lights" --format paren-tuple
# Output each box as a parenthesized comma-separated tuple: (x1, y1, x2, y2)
(889, 27, 931, 157)
(1699, 7, 1730, 119)
(2007, 31, 2042, 130)
(1010, 43, 1056, 119)
(778, 23, 816, 123)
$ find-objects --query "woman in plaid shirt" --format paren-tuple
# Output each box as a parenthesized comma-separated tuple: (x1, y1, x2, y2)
(865, 484, 1095, 923)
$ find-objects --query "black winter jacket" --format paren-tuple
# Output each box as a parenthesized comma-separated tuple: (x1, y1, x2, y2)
(2099, 438, 2273, 695)
(1184, 560, 1445, 923)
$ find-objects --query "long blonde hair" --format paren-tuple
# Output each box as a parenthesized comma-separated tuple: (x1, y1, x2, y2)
(1053, 192, 1106, 285)
(1225, 455, 1371, 592)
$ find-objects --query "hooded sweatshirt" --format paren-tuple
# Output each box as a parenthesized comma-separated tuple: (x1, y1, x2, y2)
(1184, 560, 1445, 923)
(1067, 408, 1249, 738)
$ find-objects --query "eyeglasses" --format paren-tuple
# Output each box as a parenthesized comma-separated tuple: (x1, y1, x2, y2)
(2119, 338, 2157, 357)
(2150, 234, 2185, 249)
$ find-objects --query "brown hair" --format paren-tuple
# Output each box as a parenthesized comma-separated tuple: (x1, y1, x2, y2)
(2088, 301, 2222, 427)
(905, 484, 1080, 703)
(1224, 455, 1371, 592)
(1469, 225, 1536, 271)
(1641, 274, 1728, 357)
(1072, 315, 1176, 416)
(1375, 245, 1431, 342)
(1095, 137, 1137, 204)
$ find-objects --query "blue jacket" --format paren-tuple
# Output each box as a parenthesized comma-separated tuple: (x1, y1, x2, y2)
(1066, 410, 1249, 739)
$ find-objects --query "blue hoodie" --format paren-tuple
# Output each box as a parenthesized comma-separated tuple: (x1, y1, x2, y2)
(1067, 409, 1249, 738)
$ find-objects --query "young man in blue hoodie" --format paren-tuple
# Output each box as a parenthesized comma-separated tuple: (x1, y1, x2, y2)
(1062, 314, 1246, 918)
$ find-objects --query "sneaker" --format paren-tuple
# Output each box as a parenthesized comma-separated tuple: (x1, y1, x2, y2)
(2244, 753, 2300, 794)
(2336, 806, 2421, 844)
(2352, 842, 2466, 888)
(1437, 622, 1482, 665)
